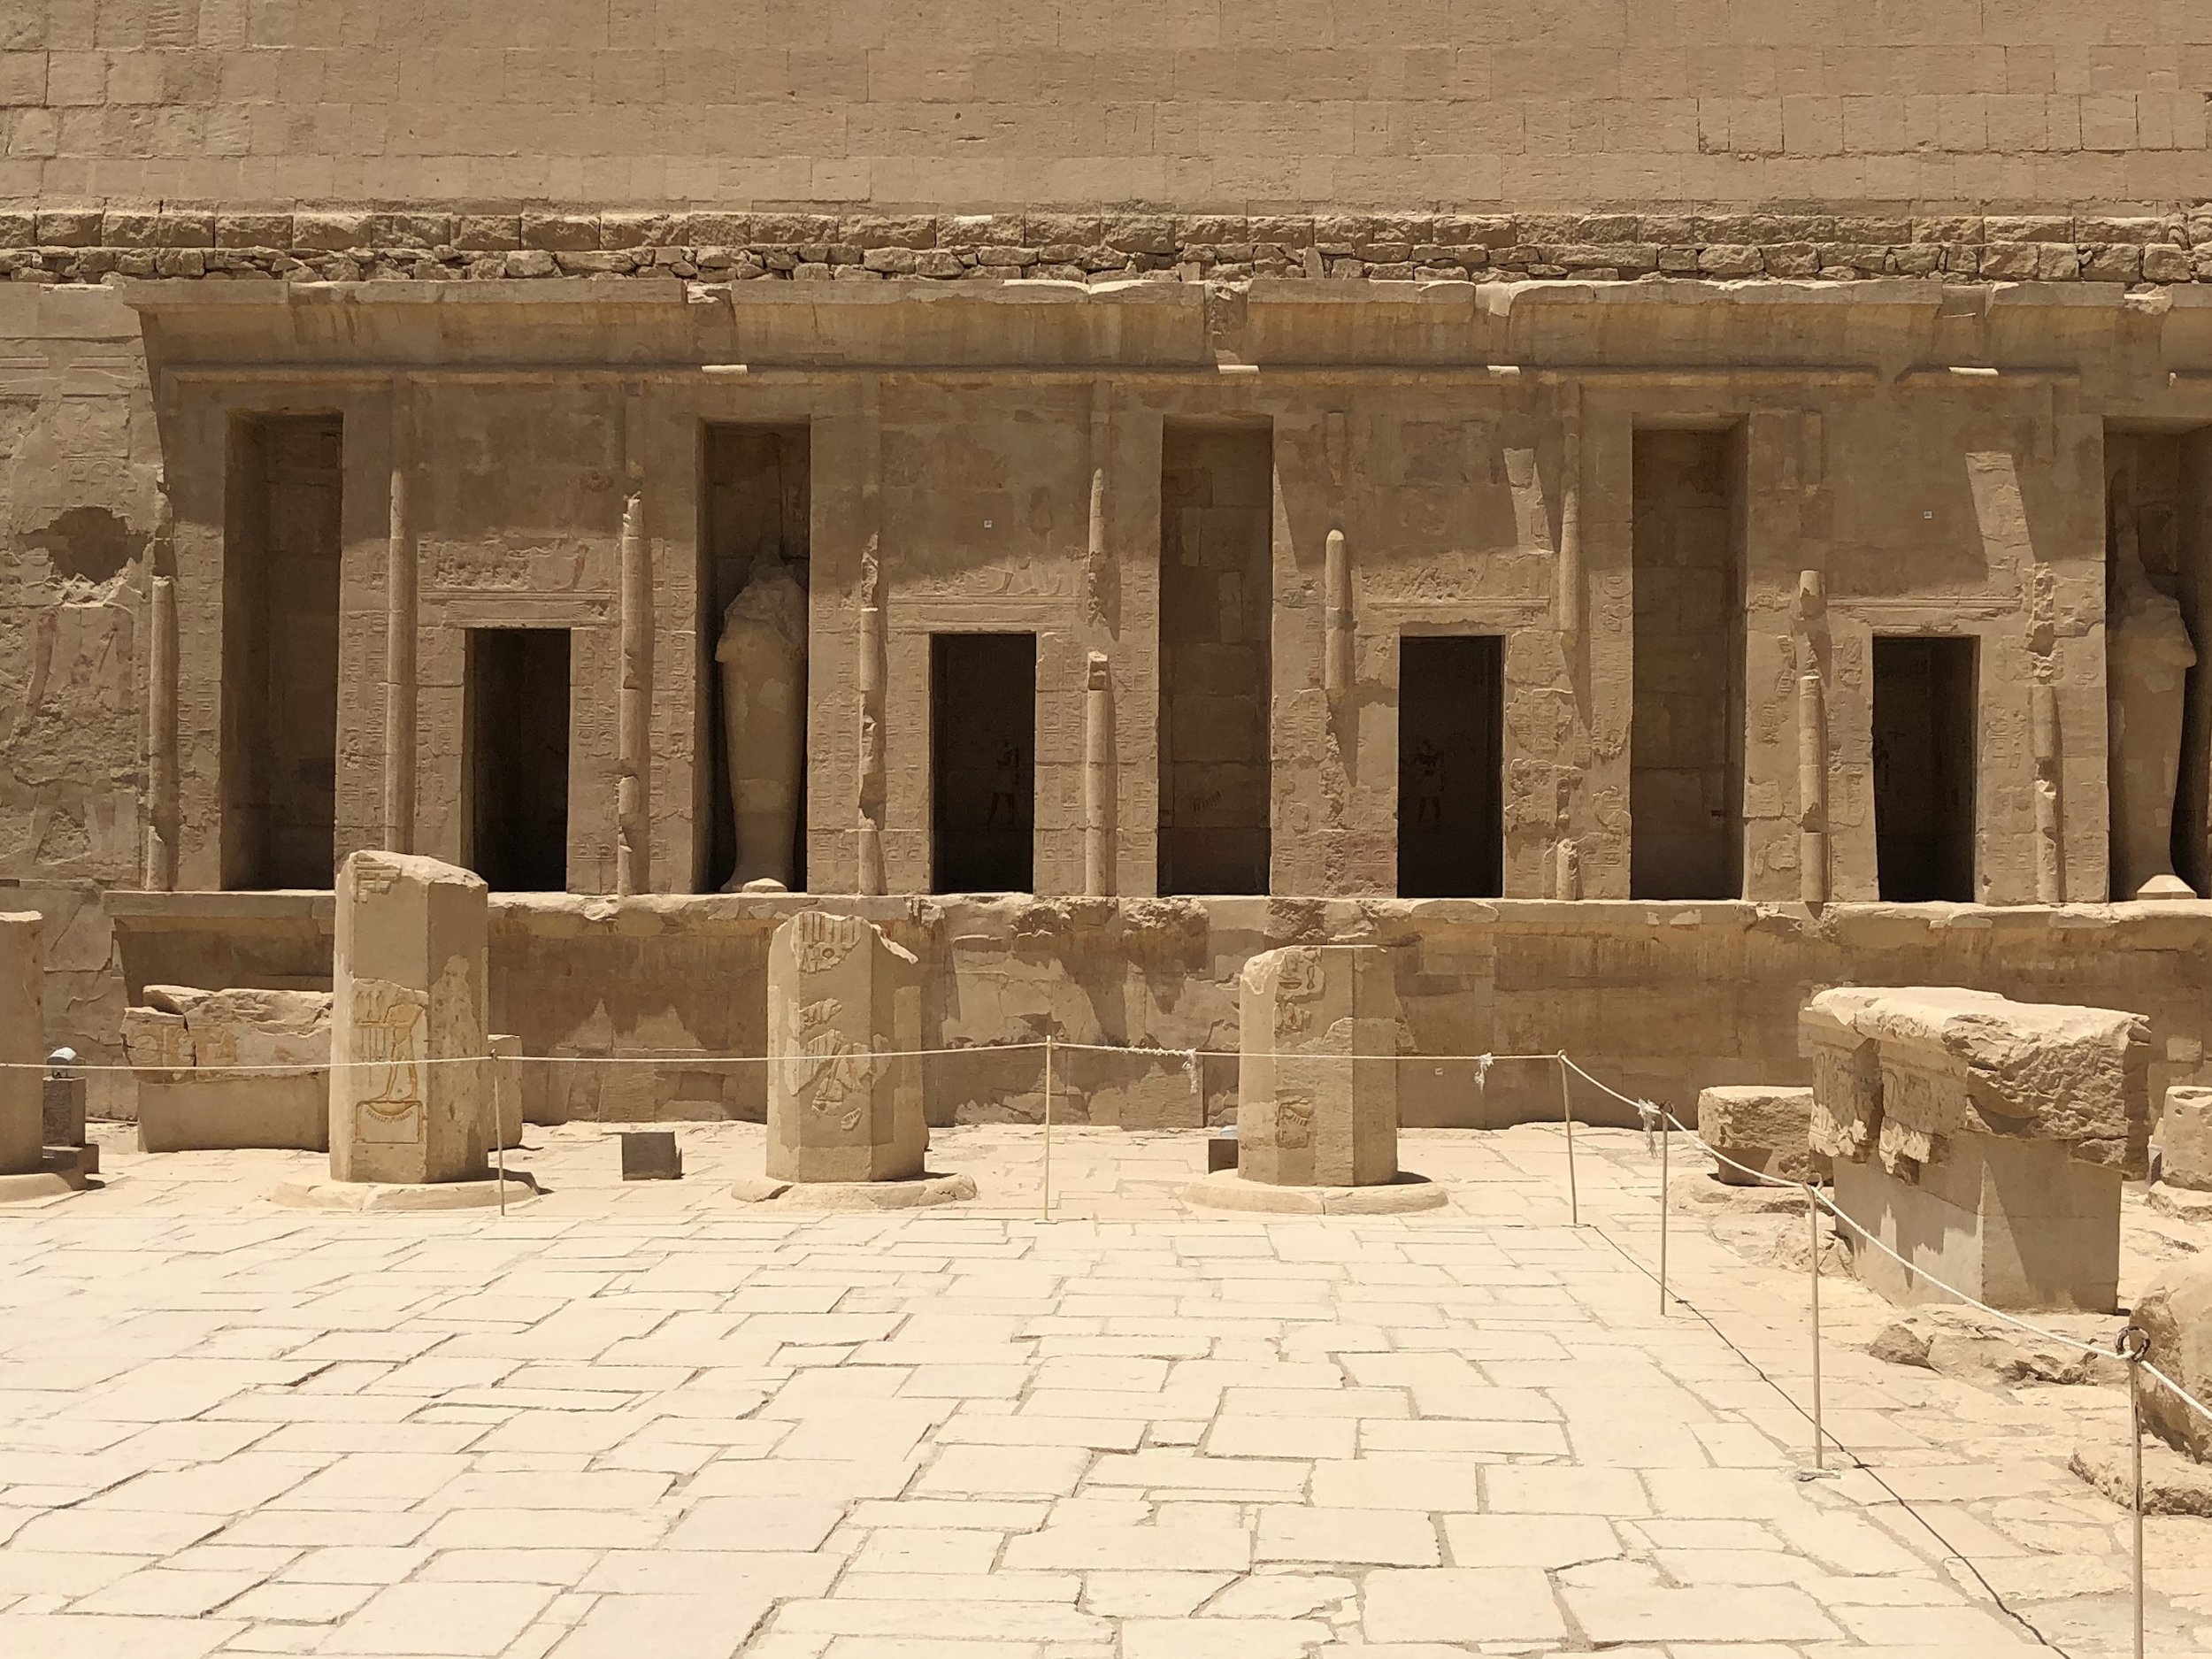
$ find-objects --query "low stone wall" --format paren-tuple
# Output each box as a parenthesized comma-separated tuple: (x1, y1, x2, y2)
(5, 206, 2211, 287)
(106, 895, 2212, 1132)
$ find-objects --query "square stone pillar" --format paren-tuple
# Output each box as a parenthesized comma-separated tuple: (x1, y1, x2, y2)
(0, 913, 41, 1178)
(1803, 987, 2149, 1313)
(767, 910, 925, 1182)
(330, 851, 492, 1185)
(1237, 944, 1400, 1187)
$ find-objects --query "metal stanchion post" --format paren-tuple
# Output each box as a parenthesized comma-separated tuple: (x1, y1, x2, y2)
(1658, 1111, 1671, 1316)
(1808, 1186, 1824, 1472)
(1558, 1055, 1579, 1226)
(2118, 1325, 2150, 1659)
(1041, 1034, 1054, 1222)
(493, 1054, 506, 1219)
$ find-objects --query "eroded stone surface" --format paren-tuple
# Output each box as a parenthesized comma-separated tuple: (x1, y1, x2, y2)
(120, 985, 331, 1153)
(1235, 944, 1401, 1189)
(330, 852, 493, 1186)
(766, 910, 926, 1183)
(1695, 1085, 1820, 1186)
(2162, 1086, 2212, 1194)
(1805, 987, 2151, 1313)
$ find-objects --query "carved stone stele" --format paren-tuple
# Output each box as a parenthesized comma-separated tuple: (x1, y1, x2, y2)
(330, 852, 493, 1185)
(717, 561, 808, 891)
(767, 910, 926, 1183)
(1236, 944, 1400, 1188)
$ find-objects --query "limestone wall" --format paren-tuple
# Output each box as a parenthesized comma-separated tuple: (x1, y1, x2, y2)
(2, 2, 2208, 212)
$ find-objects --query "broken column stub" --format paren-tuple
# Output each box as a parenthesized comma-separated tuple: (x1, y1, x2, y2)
(1237, 944, 1401, 1188)
(766, 910, 926, 1183)
(1, 914, 41, 1179)
(1803, 987, 2149, 1314)
(329, 851, 494, 1186)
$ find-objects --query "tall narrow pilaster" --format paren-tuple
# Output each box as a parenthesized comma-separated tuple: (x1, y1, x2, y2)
(383, 382, 418, 854)
(617, 487, 651, 895)
(855, 380, 887, 896)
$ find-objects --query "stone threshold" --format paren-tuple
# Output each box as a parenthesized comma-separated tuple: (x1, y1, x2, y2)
(3, 205, 2209, 288)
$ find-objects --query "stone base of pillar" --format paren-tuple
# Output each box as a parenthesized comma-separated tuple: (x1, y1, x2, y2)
(732, 1171, 974, 1211)
(272, 1174, 537, 1212)
(1182, 1170, 1447, 1216)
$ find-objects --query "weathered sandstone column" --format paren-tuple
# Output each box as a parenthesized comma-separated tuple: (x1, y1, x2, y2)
(143, 565, 178, 892)
(717, 558, 808, 891)
(384, 385, 417, 854)
(1189, 945, 1442, 1213)
(855, 382, 887, 896)
(2030, 680, 2065, 902)
(745, 910, 970, 1207)
(1083, 651, 1114, 896)
(1793, 572, 1828, 904)
(1555, 385, 1583, 641)
(1804, 987, 2148, 1312)
(1, 914, 42, 1179)
(766, 910, 922, 1181)
(616, 488, 652, 896)
(325, 852, 498, 1191)
(1323, 529, 1352, 702)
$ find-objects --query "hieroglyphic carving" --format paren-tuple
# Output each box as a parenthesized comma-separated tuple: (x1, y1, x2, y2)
(349, 979, 426, 1147)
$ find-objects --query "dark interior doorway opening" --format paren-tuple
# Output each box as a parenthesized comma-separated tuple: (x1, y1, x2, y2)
(1398, 634, 1505, 898)
(932, 633, 1036, 894)
(465, 628, 572, 891)
(222, 413, 342, 889)
(1629, 426, 1746, 900)
(1872, 635, 1977, 902)
(1158, 420, 1272, 895)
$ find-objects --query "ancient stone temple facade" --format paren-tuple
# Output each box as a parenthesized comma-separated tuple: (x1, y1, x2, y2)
(6, 1, 2212, 1128)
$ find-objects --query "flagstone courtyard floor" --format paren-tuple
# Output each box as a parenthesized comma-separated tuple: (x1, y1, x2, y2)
(1, 1121, 2206, 1656)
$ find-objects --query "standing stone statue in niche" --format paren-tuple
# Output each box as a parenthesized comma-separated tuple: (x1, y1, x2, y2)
(2107, 479, 2197, 900)
(716, 557, 808, 892)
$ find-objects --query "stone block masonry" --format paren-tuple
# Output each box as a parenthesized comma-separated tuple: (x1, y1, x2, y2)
(3, 208, 2211, 289)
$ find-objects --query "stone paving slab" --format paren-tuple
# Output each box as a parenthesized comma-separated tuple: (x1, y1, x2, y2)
(0, 1123, 2205, 1655)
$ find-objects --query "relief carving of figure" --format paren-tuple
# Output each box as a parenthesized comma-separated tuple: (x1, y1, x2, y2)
(2106, 474, 2198, 899)
(716, 557, 808, 892)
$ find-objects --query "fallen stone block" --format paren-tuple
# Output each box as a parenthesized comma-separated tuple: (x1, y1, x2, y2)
(122, 986, 331, 1153)
(1803, 987, 2149, 1314)
(2135, 1261, 2212, 1463)
(621, 1130, 682, 1180)
(1696, 1085, 1822, 1186)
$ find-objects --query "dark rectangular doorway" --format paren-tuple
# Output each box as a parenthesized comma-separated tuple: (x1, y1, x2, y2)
(222, 413, 342, 888)
(1398, 635, 1504, 897)
(933, 633, 1035, 894)
(465, 629, 572, 891)
(1630, 427, 1745, 900)
(1158, 421, 1272, 895)
(1873, 635, 1977, 902)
